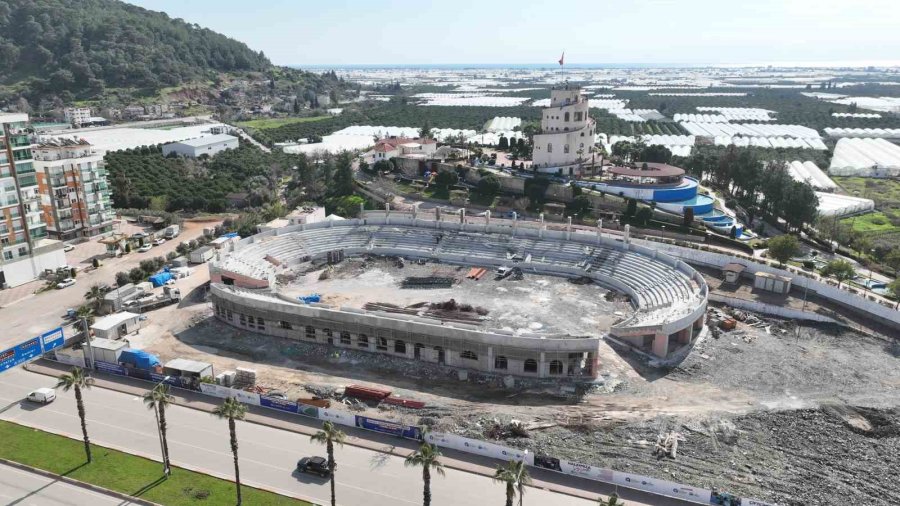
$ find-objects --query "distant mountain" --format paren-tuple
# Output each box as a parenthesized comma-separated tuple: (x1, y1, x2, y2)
(0, 0, 272, 100)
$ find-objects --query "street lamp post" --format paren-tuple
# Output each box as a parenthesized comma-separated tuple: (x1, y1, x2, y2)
(153, 376, 172, 476)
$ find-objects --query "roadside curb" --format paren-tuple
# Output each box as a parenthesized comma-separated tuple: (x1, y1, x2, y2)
(0, 456, 161, 506)
(24, 360, 610, 504)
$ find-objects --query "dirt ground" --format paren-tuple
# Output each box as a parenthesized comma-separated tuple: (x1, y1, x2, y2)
(134, 258, 900, 506)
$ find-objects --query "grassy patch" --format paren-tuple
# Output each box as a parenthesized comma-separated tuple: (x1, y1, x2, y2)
(841, 211, 899, 234)
(0, 420, 309, 506)
(236, 116, 331, 130)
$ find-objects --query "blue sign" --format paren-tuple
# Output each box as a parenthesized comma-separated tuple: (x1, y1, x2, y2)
(260, 395, 300, 414)
(356, 416, 421, 439)
(0, 327, 66, 373)
(95, 360, 127, 376)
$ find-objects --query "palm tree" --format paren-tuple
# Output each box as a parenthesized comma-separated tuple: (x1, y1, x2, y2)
(405, 442, 446, 506)
(599, 492, 625, 506)
(212, 397, 247, 505)
(75, 304, 94, 324)
(143, 382, 174, 474)
(56, 367, 94, 462)
(310, 420, 346, 506)
(83, 284, 107, 312)
(493, 460, 522, 506)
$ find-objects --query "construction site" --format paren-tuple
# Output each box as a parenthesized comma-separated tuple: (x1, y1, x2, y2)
(105, 214, 898, 506)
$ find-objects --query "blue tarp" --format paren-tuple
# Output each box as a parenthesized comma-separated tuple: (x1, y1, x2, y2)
(223, 232, 239, 238)
(149, 271, 173, 287)
(298, 294, 321, 304)
(118, 349, 161, 370)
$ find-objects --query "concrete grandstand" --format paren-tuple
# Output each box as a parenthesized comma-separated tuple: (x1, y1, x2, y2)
(208, 212, 708, 378)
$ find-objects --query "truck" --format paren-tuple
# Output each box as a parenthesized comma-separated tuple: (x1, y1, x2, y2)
(163, 224, 180, 239)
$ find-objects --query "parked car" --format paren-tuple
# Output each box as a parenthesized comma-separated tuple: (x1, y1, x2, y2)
(296, 456, 331, 477)
(26, 388, 56, 404)
(56, 278, 76, 289)
(153, 238, 166, 246)
(138, 244, 153, 253)
(63, 244, 75, 252)
(132, 232, 147, 239)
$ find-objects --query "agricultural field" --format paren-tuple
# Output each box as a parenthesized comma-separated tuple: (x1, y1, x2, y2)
(236, 115, 331, 129)
(834, 176, 900, 249)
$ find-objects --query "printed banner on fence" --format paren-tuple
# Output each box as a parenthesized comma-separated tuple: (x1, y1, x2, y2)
(260, 395, 300, 414)
(355, 416, 420, 440)
(612, 471, 711, 503)
(234, 389, 260, 406)
(739, 498, 777, 506)
(318, 408, 356, 427)
(425, 433, 532, 464)
(54, 350, 85, 368)
(95, 360, 127, 376)
(199, 383, 228, 398)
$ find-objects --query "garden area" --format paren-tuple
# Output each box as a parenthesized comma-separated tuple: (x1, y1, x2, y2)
(834, 176, 900, 250)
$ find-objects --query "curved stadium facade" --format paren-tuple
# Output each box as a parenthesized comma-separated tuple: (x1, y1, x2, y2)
(208, 212, 708, 379)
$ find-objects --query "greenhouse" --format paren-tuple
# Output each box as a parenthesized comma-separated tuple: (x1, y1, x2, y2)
(483, 116, 522, 132)
(829, 137, 900, 177)
(786, 161, 838, 191)
(823, 128, 900, 139)
(815, 192, 875, 218)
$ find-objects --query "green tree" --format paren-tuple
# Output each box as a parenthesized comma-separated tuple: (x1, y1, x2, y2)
(115, 271, 130, 287)
(477, 175, 501, 198)
(635, 206, 653, 226)
(683, 206, 694, 226)
(569, 195, 592, 217)
(331, 152, 355, 197)
(767, 235, 800, 266)
(143, 382, 174, 474)
(493, 460, 530, 506)
(599, 493, 626, 506)
(820, 259, 856, 288)
(56, 367, 94, 462)
(885, 248, 900, 276)
(433, 170, 458, 189)
(83, 284, 107, 312)
(887, 278, 900, 309)
(405, 442, 446, 506)
(212, 397, 248, 505)
(498, 136, 509, 150)
(624, 198, 637, 218)
(310, 420, 346, 506)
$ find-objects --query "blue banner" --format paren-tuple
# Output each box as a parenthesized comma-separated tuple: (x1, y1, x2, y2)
(95, 360, 127, 376)
(355, 416, 421, 439)
(260, 395, 300, 414)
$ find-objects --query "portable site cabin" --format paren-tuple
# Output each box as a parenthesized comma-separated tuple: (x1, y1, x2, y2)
(88, 337, 129, 364)
(722, 263, 746, 284)
(189, 246, 215, 264)
(163, 358, 214, 386)
(754, 272, 792, 294)
(91, 311, 141, 340)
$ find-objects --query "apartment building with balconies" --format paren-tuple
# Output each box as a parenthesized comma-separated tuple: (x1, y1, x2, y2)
(0, 113, 65, 288)
(34, 137, 115, 241)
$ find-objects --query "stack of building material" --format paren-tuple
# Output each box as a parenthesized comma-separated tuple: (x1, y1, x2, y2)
(233, 367, 257, 388)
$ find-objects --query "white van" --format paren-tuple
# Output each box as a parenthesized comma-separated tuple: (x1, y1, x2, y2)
(26, 388, 56, 404)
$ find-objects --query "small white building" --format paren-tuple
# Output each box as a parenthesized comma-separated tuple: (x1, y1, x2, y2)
(189, 245, 215, 264)
(91, 311, 141, 340)
(161, 134, 239, 159)
(754, 272, 792, 294)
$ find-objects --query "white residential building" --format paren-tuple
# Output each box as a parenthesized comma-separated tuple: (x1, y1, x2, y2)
(531, 85, 598, 175)
(64, 107, 92, 126)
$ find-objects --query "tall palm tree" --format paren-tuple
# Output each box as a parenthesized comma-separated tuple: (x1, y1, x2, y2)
(75, 304, 94, 324)
(143, 382, 174, 474)
(405, 442, 446, 506)
(310, 420, 346, 506)
(83, 284, 107, 312)
(494, 459, 531, 506)
(212, 397, 247, 505)
(56, 367, 94, 462)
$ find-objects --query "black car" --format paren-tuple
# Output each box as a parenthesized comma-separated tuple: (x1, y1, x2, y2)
(297, 456, 331, 477)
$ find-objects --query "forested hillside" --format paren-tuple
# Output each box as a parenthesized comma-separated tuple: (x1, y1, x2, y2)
(0, 0, 270, 100)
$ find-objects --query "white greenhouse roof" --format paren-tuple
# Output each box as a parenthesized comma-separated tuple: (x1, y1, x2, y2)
(828, 138, 900, 177)
(786, 161, 837, 191)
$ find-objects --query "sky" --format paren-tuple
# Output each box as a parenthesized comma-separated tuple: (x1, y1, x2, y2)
(125, 0, 900, 67)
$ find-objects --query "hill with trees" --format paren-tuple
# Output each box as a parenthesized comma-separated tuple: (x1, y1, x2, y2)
(0, 0, 271, 102)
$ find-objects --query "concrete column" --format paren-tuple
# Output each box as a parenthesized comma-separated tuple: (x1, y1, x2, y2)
(435, 207, 441, 229)
(539, 213, 545, 238)
(487, 346, 494, 371)
(485, 210, 491, 226)
(678, 327, 692, 345)
(624, 224, 630, 244)
(359, 202, 365, 217)
(566, 216, 572, 240)
(412, 205, 417, 220)
(596, 222, 602, 244)
(385, 203, 391, 225)
(459, 208, 465, 224)
(539, 352, 546, 378)
(512, 212, 518, 236)
(652, 333, 669, 358)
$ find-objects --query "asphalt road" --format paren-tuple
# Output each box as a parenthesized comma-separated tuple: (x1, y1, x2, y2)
(0, 462, 138, 506)
(0, 368, 596, 506)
